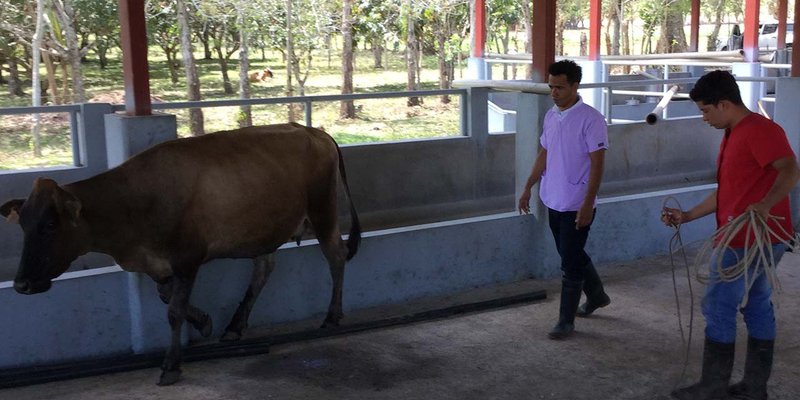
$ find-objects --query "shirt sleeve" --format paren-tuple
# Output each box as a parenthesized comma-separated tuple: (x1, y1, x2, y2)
(749, 122, 795, 168)
(584, 112, 609, 153)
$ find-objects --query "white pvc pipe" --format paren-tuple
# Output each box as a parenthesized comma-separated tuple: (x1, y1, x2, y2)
(646, 85, 680, 125)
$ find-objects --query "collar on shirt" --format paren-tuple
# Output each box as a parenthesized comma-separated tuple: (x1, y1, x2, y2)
(553, 97, 584, 120)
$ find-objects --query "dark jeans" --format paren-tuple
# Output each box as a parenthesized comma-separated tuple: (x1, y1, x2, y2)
(547, 208, 600, 289)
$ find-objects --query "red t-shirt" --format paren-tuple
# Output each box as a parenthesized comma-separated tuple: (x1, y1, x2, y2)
(717, 113, 795, 248)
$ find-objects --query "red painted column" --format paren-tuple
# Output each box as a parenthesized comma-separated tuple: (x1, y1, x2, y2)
(793, 0, 800, 76)
(118, 0, 152, 116)
(531, 0, 556, 82)
(742, 0, 760, 62)
(777, 0, 788, 49)
(690, 0, 700, 52)
(588, 0, 601, 60)
(472, 0, 486, 58)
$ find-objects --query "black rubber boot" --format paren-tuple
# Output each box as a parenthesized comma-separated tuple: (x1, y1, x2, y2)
(671, 338, 735, 400)
(728, 336, 774, 400)
(548, 279, 583, 340)
(576, 261, 610, 317)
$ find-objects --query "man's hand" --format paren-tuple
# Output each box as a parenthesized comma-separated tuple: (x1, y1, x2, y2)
(745, 201, 771, 221)
(518, 191, 532, 215)
(661, 207, 687, 227)
(576, 203, 593, 229)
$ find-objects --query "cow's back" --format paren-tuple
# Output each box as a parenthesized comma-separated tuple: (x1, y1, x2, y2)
(79, 123, 340, 261)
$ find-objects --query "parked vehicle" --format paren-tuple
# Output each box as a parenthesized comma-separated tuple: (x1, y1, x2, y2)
(716, 23, 793, 51)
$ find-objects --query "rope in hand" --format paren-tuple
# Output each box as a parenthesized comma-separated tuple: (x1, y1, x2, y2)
(662, 196, 800, 388)
(661, 196, 695, 388)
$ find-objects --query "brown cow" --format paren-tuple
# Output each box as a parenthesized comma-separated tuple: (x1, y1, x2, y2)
(0, 122, 361, 385)
(248, 67, 274, 82)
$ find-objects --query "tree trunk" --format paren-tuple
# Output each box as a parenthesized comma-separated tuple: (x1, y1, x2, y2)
(237, 4, 252, 128)
(215, 44, 234, 95)
(707, 0, 726, 51)
(7, 57, 24, 97)
(53, 0, 86, 103)
(202, 24, 213, 60)
(165, 50, 180, 84)
(372, 37, 384, 69)
(436, 29, 450, 104)
(285, 0, 297, 122)
(340, 0, 355, 119)
(406, 0, 420, 107)
(610, 0, 622, 55)
(177, 0, 204, 136)
(31, 0, 46, 157)
(42, 52, 60, 104)
(657, 2, 688, 53)
(521, 0, 533, 79)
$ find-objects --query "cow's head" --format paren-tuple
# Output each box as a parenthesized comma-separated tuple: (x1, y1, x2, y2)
(1, 178, 87, 295)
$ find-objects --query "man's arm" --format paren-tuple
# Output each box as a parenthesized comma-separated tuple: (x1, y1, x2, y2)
(746, 156, 800, 219)
(576, 149, 605, 228)
(662, 190, 717, 226)
(518, 148, 547, 214)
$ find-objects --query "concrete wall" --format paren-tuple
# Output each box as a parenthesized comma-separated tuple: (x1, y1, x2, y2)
(2, 78, 799, 370)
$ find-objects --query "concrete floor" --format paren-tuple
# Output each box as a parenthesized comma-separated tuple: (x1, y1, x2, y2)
(2, 250, 800, 400)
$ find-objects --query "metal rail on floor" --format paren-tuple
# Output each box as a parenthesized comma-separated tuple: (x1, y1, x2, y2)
(0, 289, 547, 389)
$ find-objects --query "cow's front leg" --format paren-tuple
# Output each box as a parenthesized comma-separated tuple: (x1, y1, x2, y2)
(222, 253, 276, 342)
(158, 274, 196, 386)
(157, 278, 212, 338)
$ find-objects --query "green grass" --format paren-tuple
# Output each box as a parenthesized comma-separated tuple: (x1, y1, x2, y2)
(0, 47, 465, 169)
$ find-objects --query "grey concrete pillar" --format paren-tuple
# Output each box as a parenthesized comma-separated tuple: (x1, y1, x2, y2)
(104, 112, 178, 168)
(773, 77, 800, 224)
(468, 87, 490, 198)
(732, 62, 763, 112)
(515, 92, 553, 220)
(467, 57, 491, 80)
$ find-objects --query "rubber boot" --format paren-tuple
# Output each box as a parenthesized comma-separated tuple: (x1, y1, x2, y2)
(576, 261, 610, 317)
(728, 337, 774, 400)
(671, 338, 735, 400)
(548, 279, 583, 340)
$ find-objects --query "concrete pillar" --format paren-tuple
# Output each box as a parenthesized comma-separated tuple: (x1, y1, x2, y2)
(732, 62, 762, 112)
(773, 77, 800, 225)
(515, 92, 553, 220)
(104, 112, 178, 168)
(468, 87, 490, 197)
(467, 57, 490, 80)
(578, 60, 604, 111)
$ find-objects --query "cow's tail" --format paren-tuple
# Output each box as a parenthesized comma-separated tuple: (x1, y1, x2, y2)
(335, 143, 361, 260)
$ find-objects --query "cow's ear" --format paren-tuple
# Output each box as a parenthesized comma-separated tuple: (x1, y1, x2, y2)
(60, 191, 82, 225)
(0, 199, 24, 224)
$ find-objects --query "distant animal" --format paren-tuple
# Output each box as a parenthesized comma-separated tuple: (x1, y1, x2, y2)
(0, 122, 361, 386)
(248, 68, 274, 82)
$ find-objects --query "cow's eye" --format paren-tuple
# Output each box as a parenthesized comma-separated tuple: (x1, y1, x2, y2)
(43, 221, 56, 232)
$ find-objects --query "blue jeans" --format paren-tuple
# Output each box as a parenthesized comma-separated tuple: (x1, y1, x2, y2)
(702, 244, 785, 343)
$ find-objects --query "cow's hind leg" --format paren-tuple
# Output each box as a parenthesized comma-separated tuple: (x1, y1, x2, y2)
(221, 253, 276, 342)
(157, 279, 213, 338)
(159, 272, 198, 386)
(307, 196, 348, 329)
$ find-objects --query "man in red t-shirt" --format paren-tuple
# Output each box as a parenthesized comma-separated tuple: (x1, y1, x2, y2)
(662, 70, 799, 400)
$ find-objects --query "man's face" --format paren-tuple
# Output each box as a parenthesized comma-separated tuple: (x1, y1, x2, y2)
(695, 100, 729, 129)
(548, 74, 579, 110)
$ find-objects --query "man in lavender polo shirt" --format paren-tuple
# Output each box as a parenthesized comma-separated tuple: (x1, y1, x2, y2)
(518, 60, 610, 340)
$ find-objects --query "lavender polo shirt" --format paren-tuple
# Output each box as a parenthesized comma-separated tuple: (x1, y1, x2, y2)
(539, 98, 608, 212)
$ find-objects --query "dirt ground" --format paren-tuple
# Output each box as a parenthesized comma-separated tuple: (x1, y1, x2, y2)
(2, 250, 800, 400)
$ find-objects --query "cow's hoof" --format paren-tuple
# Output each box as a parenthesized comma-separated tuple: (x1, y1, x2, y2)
(320, 318, 341, 329)
(157, 369, 181, 386)
(220, 331, 241, 342)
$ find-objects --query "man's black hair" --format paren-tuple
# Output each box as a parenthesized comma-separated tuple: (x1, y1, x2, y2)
(689, 70, 744, 106)
(548, 60, 582, 84)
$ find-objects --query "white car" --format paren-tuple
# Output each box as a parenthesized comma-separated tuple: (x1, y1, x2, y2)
(716, 23, 793, 51)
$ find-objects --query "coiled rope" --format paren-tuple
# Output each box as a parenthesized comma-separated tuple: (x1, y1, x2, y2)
(663, 195, 799, 387)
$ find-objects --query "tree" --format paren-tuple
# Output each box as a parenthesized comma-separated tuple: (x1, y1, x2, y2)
(423, 0, 467, 101)
(197, 0, 241, 95)
(340, 0, 355, 118)
(236, 0, 252, 128)
(147, 0, 182, 85)
(74, 0, 118, 69)
(656, 0, 688, 53)
(50, 0, 88, 103)
(405, 0, 420, 106)
(176, 0, 204, 135)
(353, 0, 402, 69)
